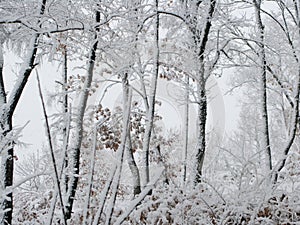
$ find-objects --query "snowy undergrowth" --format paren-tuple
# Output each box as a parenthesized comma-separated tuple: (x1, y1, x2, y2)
(11, 132, 300, 225)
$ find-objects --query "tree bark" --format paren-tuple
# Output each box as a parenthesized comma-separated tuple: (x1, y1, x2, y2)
(191, 0, 216, 184)
(183, 75, 189, 184)
(141, 0, 160, 189)
(273, 0, 300, 182)
(126, 133, 141, 195)
(105, 85, 132, 225)
(65, 8, 100, 221)
(0, 1, 47, 223)
(253, 0, 273, 176)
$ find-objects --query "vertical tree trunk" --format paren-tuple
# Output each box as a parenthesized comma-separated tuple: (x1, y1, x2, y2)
(192, 0, 216, 184)
(105, 80, 132, 225)
(65, 8, 100, 220)
(195, 71, 207, 184)
(273, 0, 300, 182)
(37, 75, 67, 225)
(62, 46, 69, 194)
(0, 43, 11, 220)
(253, 0, 273, 174)
(126, 133, 141, 195)
(0, 0, 47, 221)
(0, 1, 48, 223)
(122, 71, 141, 195)
(0, 44, 5, 107)
(183, 75, 189, 184)
(141, 0, 160, 189)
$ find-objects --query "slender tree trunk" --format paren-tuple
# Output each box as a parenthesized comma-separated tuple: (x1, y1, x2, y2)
(47, 48, 71, 224)
(273, 0, 300, 182)
(65, 9, 100, 220)
(82, 124, 98, 225)
(105, 83, 132, 225)
(37, 75, 67, 225)
(62, 46, 69, 194)
(141, 0, 159, 189)
(1, 40, 34, 225)
(0, 1, 47, 223)
(0, 44, 5, 107)
(192, 0, 216, 184)
(183, 76, 189, 184)
(195, 63, 207, 184)
(0, 117, 12, 225)
(253, 0, 273, 175)
(126, 133, 141, 195)
(92, 167, 117, 225)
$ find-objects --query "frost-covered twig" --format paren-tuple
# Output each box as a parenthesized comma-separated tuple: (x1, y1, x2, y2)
(7, 171, 51, 192)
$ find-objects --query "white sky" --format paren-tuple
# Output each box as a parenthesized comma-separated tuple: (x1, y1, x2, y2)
(3, 48, 242, 163)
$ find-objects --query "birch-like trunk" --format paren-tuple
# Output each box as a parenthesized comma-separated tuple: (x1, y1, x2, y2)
(0, 108, 11, 225)
(273, 0, 300, 182)
(65, 9, 100, 220)
(47, 48, 71, 225)
(253, 0, 273, 176)
(195, 63, 207, 184)
(192, 0, 216, 184)
(0, 44, 5, 107)
(105, 85, 132, 225)
(0, 37, 36, 225)
(36, 75, 67, 225)
(126, 132, 141, 195)
(140, 0, 159, 189)
(0, 1, 46, 223)
(82, 124, 97, 225)
(123, 1, 142, 196)
(62, 46, 69, 195)
(183, 76, 189, 184)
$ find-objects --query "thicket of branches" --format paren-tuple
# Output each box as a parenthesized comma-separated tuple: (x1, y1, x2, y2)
(1, 0, 300, 224)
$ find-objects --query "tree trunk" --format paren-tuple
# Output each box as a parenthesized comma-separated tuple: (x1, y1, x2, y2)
(273, 0, 300, 182)
(141, 0, 159, 189)
(65, 9, 100, 221)
(0, 0, 47, 221)
(126, 134, 141, 195)
(105, 82, 132, 225)
(195, 67, 207, 184)
(192, 0, 216, 184)
(253, 0, 273, 176)
(183, 75, 189, 184)
(62, 46, 69, 195)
